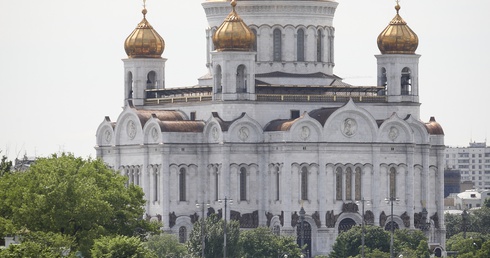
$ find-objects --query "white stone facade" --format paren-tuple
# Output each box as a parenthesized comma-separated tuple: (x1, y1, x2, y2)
(96, 0, 446, 255)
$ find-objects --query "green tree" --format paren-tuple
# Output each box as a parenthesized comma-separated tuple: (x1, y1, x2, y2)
(330, 225, 390, 258)
(394, 229, 427, 252)
(446, 232, 487, 256)
(145, 234, 187, 258)
(0, 153, 161, 257)
(239, 227, 302, 257)
(187, 214, 240, 258)
(0, 153, 12, 177)
(0, 231, 75, 258)
(91, 235, 155, 258)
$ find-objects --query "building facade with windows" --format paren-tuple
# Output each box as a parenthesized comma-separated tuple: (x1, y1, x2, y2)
(445, 142, 490, 190)
(96, 0, 446, 255)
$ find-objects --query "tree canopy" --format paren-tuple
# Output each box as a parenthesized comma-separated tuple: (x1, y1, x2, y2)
(0, 153, 160, 257)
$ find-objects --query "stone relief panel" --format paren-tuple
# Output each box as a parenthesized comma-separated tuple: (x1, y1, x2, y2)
(341, 118, 357, 137)
(127, 120, 137, 140)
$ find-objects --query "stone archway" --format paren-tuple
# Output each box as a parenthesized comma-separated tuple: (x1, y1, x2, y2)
(384, 221, 399, 231)
(338, 218, 357, 233)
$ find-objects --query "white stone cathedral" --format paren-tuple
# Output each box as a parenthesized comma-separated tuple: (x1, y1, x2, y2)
(96, 0, 446, 255)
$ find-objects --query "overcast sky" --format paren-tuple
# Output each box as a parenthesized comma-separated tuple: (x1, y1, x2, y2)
(1, 0, 489, 161)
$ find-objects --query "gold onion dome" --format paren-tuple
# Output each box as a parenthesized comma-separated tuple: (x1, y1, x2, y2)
(377, 3, 418, 54)
(212, 0, 255, 52)
(124, 6, 165, 58)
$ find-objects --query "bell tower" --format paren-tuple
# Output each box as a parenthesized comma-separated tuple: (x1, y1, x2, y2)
(211, 0, 256, 101)
(376, 2, 420, 103)
(123, 1, 166, 106)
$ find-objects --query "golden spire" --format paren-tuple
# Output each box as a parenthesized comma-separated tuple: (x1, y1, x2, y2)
(124, 0, 165, 58)
(212, 0, 255, 52)
(377, 1, 418, 54)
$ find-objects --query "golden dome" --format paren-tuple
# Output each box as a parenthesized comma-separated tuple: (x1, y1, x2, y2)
(377, 3, 418, 54)
(212, 0, 255, 52)
(124, 6, 165, 58)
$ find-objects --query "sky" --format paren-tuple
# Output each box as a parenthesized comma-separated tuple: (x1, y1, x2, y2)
(0, 0, 489, 161)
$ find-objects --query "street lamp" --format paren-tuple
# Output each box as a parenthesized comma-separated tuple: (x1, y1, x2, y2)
(299, 205, 306, 257)
(462, 209, 469, 239)
(219, 197, 233, 258)
(196, 202, 209, 258)
(356, 198, 371, 258)
(385, 197, 400, 258)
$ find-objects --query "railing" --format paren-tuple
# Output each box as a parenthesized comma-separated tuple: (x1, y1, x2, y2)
(256, 94, 387, 103)
(145, 95, 212, 105)
(144, 94, 387, 105)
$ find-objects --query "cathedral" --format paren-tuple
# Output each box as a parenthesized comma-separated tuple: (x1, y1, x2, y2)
(96, 0, 446, 255)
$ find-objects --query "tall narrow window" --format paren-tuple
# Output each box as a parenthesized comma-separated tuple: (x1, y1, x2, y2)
(297, 29, 305, 61)
(179, 168, 186, 202)
(346, 167, 352, 200)
(236, 65, 247, 93)
(215, 169, 219, 201)
(135, 167, 140, 186)
(215, 65, 222, 93)
(153, 168, 158, 202)
(251, 28, 257, 61)
(275, 167, 280, 201)
(389, 167, 397, 198)
(401, 67, 411, 95)
(316, 29, 323, 62)
(273, 29, 282, 61)
(379, 67, 387, 95)
(355, 167, 362, 200)
(127, 72, 133, 99)
(301, 167, 308, 200)
(240, 167, 247, 201)
(179, 226, 187, 243)
(336, 167, 343, 200)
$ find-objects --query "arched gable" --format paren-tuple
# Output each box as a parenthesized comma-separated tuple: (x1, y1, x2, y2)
(378, 113, 414, 143)
(142, 116, 163, 144)
(288, 113, 323, 142)
(323, 99, 378, 142)
(114, 106, 145, 146)
(203, 115, 225, 143)
(227, 113, 264, 143)
(405, 115, 430, 144)
(96, 116, 115, 147)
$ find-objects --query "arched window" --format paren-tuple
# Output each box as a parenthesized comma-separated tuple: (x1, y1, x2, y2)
(179, 168, 186, 202)
(316, 29, 323, 62)
(275, 167, 280, 201)
(401, 67, 411, 95)
(130, 168, 135, 184)
(346, 167, 352, 200)
(355, 167, 362, 200)
(297, 29, 305, 61)
(273, 29, 282, 61)
(251, 29, 258, 61)
(215, 65, 222, 93)
(336, 167, 343, 200)
(127, 72, 134, 99)
(215, 168, 219, 201)
(389, 167, 397, 198)
(153, 167, 158, 202)
(179, 226, 187, 243)
(236, 65, 247, 93)
(147, 71, 157, 89)
(301, 166, 308, 200)
(379, 67, 387, 95)
(240, 167, 247, 201)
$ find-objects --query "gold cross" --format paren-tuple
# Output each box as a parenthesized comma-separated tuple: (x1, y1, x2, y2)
(143, 0, 147, 9)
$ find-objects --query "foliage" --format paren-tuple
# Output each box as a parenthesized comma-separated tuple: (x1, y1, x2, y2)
(446, 232, 490, 256)
(0, 153, 161, 257)
(0, 153, 12, 177)
(0, 231, 75, 258)
(239, 227, 302, 257)
(91, 235, 155, 258)
(187, 214, 240, 258)
(329, 225, 390, 258)
(330, 225, 430, 258)
(144, 234, 187, 258)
